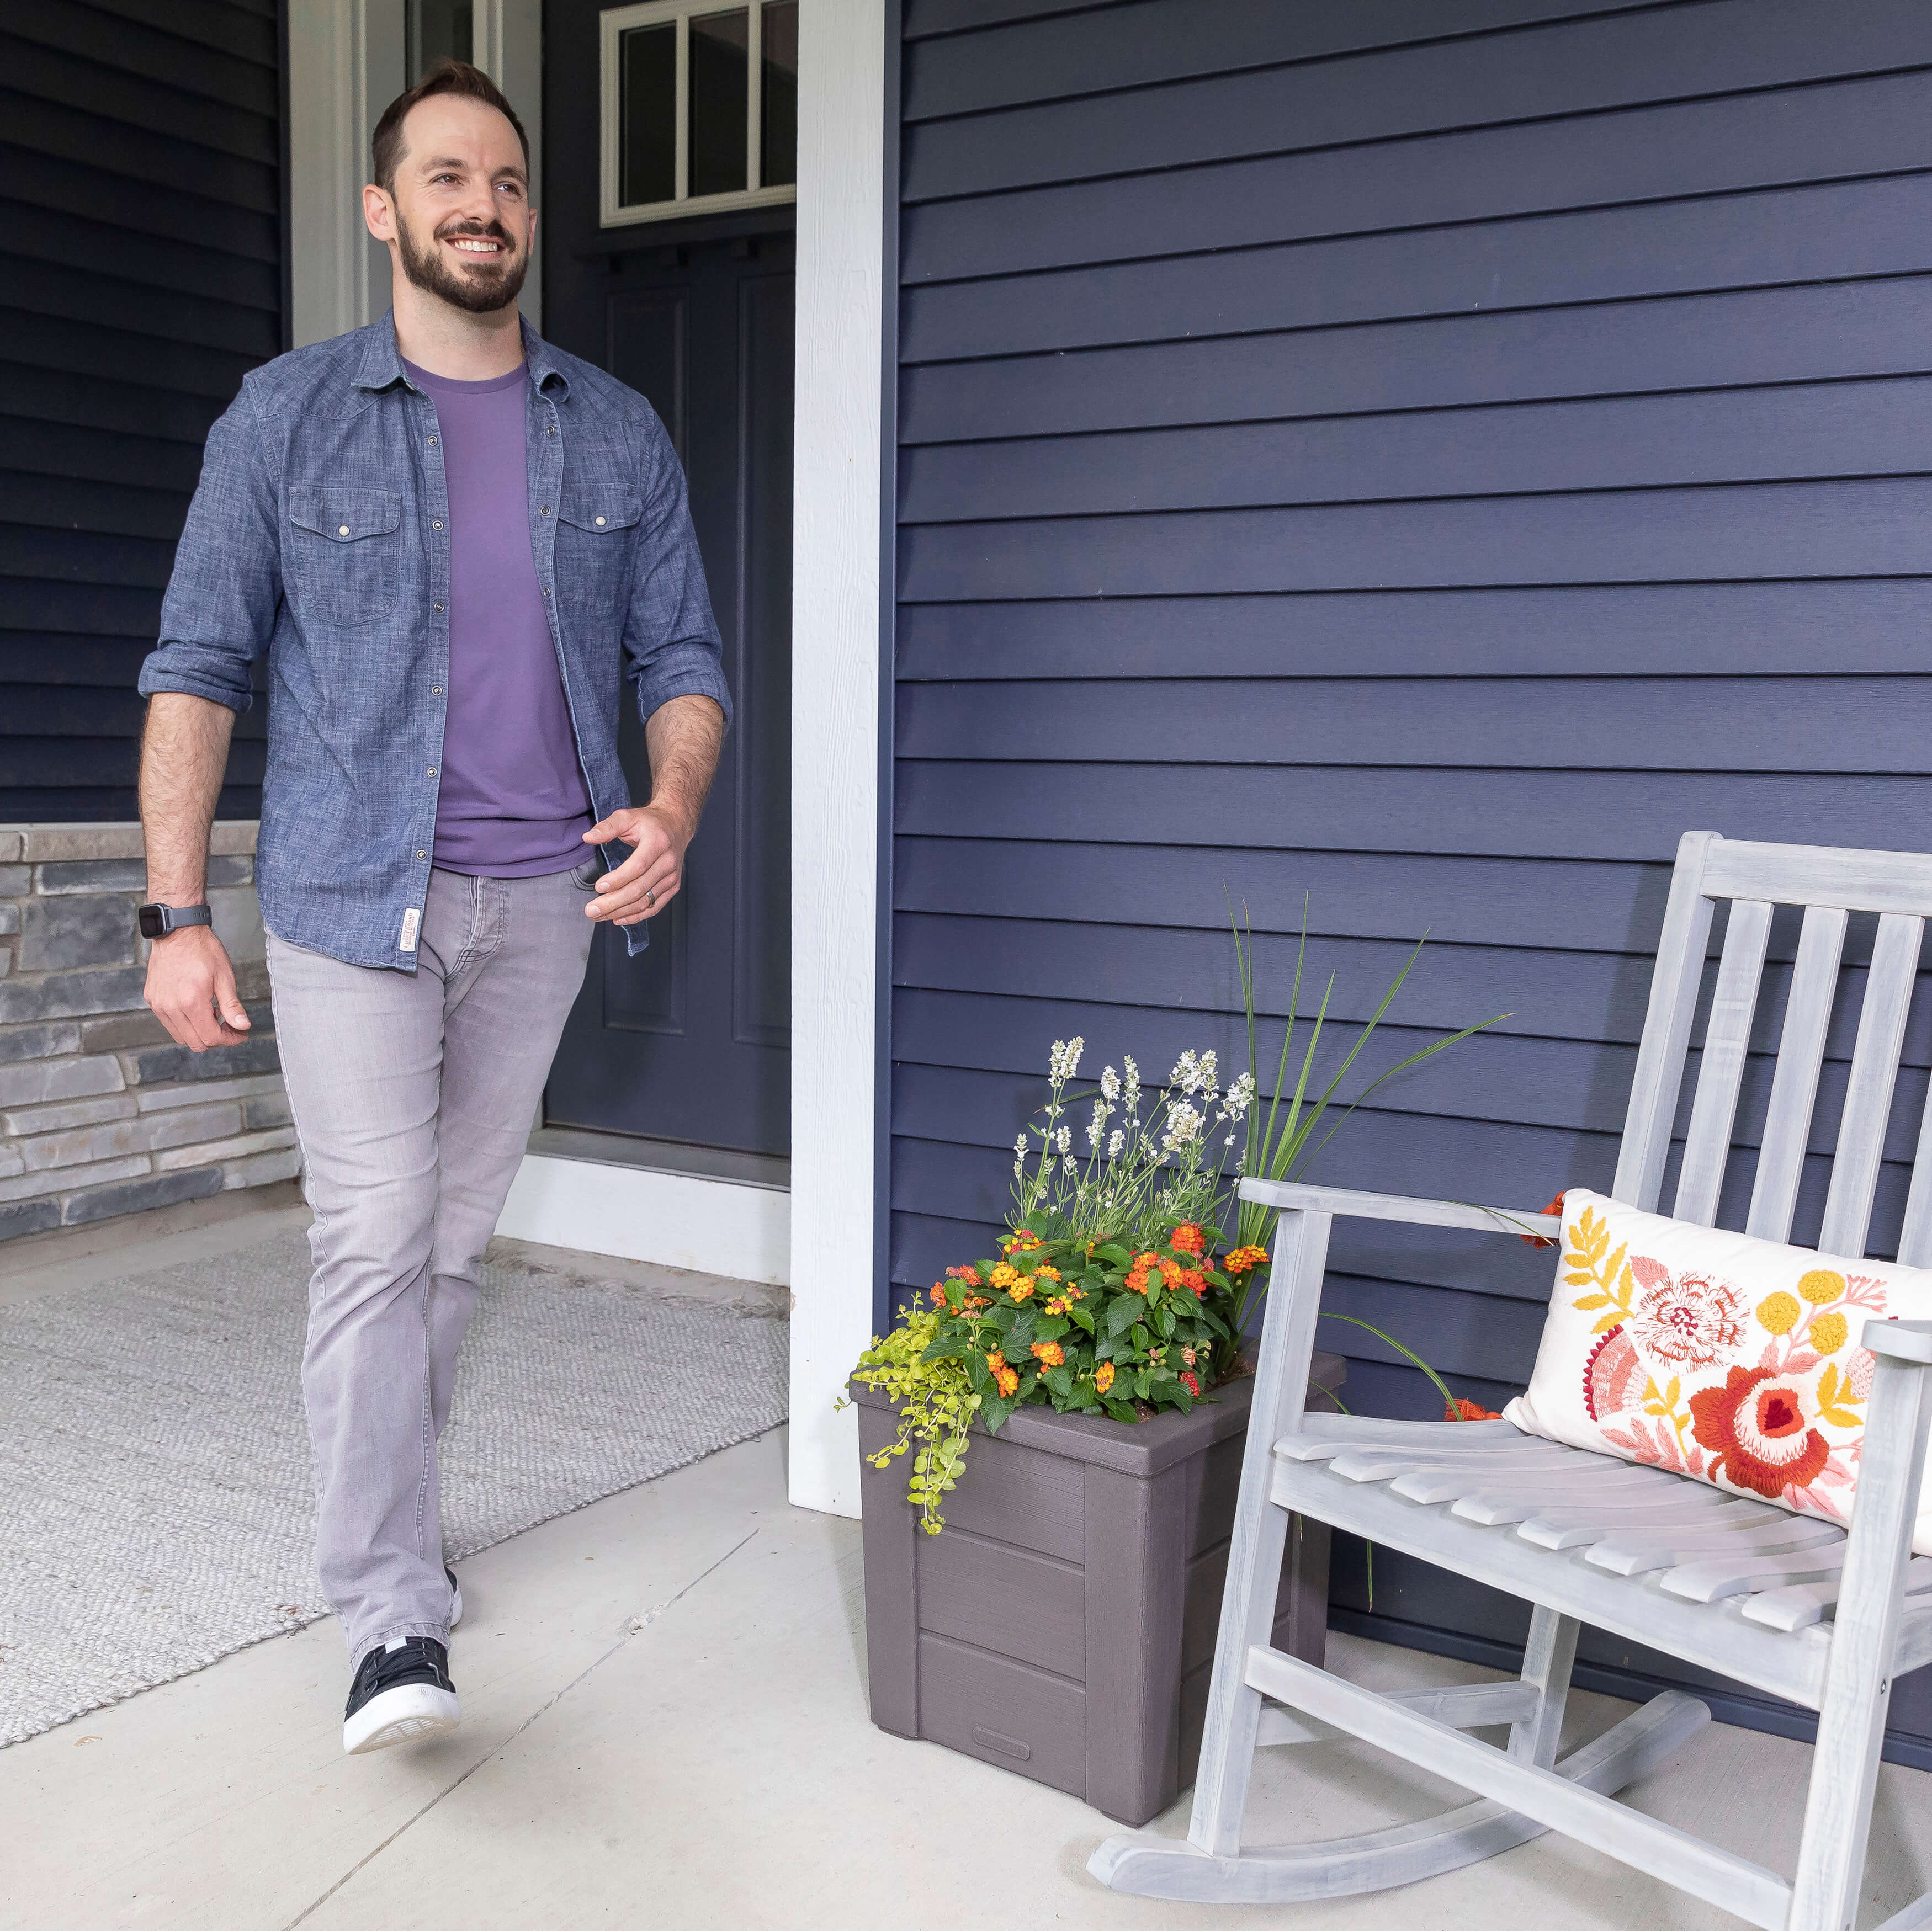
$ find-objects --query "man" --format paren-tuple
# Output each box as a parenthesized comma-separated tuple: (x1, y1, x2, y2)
(136, 61, 729, 1756)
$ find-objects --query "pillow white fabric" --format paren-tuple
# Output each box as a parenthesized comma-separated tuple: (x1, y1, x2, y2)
(1504, 1188, 1932, 1554)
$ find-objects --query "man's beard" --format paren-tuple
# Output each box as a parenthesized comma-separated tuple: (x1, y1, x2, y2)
(395, 212, 528, 315)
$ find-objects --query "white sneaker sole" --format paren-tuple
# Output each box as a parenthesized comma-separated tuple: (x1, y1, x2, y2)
(343, 1682, 461, 1755)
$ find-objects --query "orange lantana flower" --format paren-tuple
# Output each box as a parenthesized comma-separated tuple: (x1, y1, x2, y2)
(1094, 1361, 1116, 1394)
(1031, 1340, 1065, 1368)
(994, 1366, 1019, 1397)
(989, 1262, 1020, 1289)
(1223, 1246, 1269, 1276)
(1170, 1223, 1207, 1256)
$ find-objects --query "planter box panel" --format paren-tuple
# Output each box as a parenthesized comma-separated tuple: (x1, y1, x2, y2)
(856, 1350, 1346, 1826)
(928, 1424, 1085, 1562)
(917, 1525, 1086, 1680)
(917, 1631, 1088, 1797)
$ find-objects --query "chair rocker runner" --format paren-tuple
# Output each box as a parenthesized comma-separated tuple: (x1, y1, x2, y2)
(1091, 832, 1932, 1931)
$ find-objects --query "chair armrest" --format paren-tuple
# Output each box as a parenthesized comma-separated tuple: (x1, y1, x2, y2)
(1863, 1318, 1932, 1366)
(1236, 1178, 1561, 1241)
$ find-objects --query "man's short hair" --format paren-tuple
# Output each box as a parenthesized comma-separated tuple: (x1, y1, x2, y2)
(371, 59, 529, 195)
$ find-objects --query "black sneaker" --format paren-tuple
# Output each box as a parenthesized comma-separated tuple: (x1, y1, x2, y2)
(343, 1636, 460, 1755)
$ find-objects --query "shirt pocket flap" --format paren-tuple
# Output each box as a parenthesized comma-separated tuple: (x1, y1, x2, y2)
(559, 492, 643, 533)
(289, 486, 403, 543)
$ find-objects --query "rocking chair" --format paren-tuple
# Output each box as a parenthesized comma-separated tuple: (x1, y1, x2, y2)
(1092, 831, 1932, 1931)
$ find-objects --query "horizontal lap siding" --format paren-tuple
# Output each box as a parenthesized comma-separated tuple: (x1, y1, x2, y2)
(890, 0, 1932, 1729)
(1, 0, 281, 821)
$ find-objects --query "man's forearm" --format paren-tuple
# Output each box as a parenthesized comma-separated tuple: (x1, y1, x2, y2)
(642, 694, 725, 843)
(140, 693, 237, 902)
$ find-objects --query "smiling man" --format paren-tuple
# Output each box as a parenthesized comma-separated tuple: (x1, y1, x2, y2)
(135, 62, 729, 1755)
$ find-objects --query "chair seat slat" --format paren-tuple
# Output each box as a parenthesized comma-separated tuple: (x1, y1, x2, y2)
(1326, 1442, 1583, 1482)
(1661, 1542, 1849, 1602)
(1409, 1465, 1682, 1509)
(1740, 1557, 1932, 1633)
(1517, 1497, 1779, 1549)
(1585, 1513, 1846, 1574)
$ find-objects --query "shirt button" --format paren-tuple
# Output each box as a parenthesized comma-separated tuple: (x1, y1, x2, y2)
(433, 520, 443, 530)
(541, 506, 551, 516)
(595, 515, 607, 526)
(542, 587, 551, 598)
(546, 425, 555, 437)
(428, 435, 439, 446)
(416, 850, 427, 859)
(337, 524, 349, 536)
(432, 685, 443, 695)
(427, 767, 438, 778)
(433, 600, 444, 612)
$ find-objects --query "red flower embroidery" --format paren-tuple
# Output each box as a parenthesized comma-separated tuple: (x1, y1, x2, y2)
(1583, 1326, 1645, 1422)
(1687, 1364, 1831, 1498)
(1632, 1265, 1745, 1369)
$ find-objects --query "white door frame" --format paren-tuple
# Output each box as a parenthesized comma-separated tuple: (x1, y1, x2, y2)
(285, 0, 893, 1520)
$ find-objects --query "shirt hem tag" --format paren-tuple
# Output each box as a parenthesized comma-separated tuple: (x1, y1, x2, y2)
(400, 907, 421, 953)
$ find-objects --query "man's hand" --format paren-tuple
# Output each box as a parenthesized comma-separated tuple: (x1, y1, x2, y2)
(144, 924, 251, 1051)
(582, 804, 693, 925)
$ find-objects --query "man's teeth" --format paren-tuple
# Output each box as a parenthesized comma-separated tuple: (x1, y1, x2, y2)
(452, 238, 500, 252)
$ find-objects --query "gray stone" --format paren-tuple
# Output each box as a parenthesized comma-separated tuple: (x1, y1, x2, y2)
(235, 960, 272, 1002)
(206, 885, 265, 965)
(136, 1072, 284, 1113)
(155, 1125, 294, 1171)
(18, 824, 146, 862)
(79, 1011, 173, 1053)
(0, 904, 17, 934)
(17, 1103, 238, 1172)
(0, 1142, 22, 1179)
(16, 895, 139, 972)
(144, 1103, 245, 1154)
(0, 1198, 60, 1242)
(241, 1091, 294, 1131)
(31, 858, 146, 895)
(0, 1055, 124, 1107)
(208, 821, 258, 857)
(125, 1035, 280, 1086)
(0, 1153, 147, 1203)
(62, 1165, 222, 1226)
(0, 949, 9, 978)
(0, 1093, 137, 1136)
(222, 1146, 302, 1189)
(0, 866, 28, 897)
(0, 831, 22, 865)
(0, 1022, 84, 1064)
(0, 967, 148, 1024)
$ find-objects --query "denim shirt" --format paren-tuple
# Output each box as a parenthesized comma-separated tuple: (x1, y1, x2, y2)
(139, 315, 731, 970)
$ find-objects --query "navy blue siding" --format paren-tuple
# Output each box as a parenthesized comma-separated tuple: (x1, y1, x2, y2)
(889, 0, 1932, 1752)
(1, 0, 281, 821)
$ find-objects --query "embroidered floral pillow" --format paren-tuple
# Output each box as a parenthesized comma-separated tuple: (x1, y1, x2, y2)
(1504, 1188, 1932, 1554)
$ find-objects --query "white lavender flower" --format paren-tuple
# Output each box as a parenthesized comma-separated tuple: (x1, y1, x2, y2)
(1100, 1065, 1121, 1102)
(1107, 1129, 1124, 1158)
(1013, 1132, 1028, 1158)
(1161, 1102, 1203, 1151)
(1223, 1071, 1257, 1121)
(1054, 1124, 1072, 1156)
(1122, 1056, 1141, 1109)
(1048, 1036, 1085, 1083)
(1087, 1097, 1112, 1150)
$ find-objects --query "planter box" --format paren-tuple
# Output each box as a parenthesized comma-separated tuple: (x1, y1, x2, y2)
(853, 1350, 1345, 1826)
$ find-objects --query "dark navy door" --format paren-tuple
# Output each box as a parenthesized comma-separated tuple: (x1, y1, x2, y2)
(541, 235, 793, 1155)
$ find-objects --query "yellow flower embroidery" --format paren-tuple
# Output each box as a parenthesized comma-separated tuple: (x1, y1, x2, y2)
(1756, 1291, 1799, 1336)
(1810, 1311, 1848, 1355)
(1798, 1269, 1846, 1305)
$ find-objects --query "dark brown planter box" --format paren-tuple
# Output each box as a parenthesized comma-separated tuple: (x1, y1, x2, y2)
(852, 1349, 1345, 1827)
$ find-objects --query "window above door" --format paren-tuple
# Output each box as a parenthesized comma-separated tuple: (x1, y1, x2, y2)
(600, 0, 798, 227)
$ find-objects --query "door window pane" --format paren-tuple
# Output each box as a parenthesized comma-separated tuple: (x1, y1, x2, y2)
(760, 1, 797, 188)
(410, 0, 473, 77)
(620, 23, 677, 208)
(688, 8, 749, 199)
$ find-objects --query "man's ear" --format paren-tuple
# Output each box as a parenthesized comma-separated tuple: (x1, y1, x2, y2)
(363, 183, 396, 243)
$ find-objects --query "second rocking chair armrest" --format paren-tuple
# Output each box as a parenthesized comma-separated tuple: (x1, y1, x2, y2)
(1862, 1317, 1932, 1366)
(1236, 1178, 1562, 1242)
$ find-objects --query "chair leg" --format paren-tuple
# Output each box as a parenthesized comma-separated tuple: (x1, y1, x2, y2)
(1787, 1348, 1932, 1931)
(1508, 1609, 1579, 1769)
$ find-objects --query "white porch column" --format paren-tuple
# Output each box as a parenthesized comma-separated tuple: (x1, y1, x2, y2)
(788, 0, 889, 1518)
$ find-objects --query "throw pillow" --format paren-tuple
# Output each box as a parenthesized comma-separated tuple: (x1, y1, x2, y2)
(1504, 1188, 1932, 1554)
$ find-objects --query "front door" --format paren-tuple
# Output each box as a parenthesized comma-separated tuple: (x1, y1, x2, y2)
(541, 237, 793, 1155)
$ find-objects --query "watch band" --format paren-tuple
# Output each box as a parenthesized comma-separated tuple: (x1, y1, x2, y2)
(137, 902, 214, 940)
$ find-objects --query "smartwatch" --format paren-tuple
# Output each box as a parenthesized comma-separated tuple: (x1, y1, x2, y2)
(137, 902, 214, 940)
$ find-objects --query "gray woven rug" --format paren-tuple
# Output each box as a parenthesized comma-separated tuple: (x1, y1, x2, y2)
(0, 1231, 789, 1746)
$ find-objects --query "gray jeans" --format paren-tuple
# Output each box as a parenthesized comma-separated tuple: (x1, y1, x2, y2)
(267, 864, 597, 1667)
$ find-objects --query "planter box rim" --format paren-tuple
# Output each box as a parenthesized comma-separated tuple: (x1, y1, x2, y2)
(848, 1347, 1345, 1481)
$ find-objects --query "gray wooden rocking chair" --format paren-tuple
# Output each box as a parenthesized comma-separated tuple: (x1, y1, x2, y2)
(1092, 832, 1932, 1930)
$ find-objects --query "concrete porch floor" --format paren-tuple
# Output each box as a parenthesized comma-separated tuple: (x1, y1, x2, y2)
(6, 1215, 1932, 1930)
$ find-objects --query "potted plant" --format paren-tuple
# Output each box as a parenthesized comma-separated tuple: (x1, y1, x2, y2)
(848, 928, 1501, 1826)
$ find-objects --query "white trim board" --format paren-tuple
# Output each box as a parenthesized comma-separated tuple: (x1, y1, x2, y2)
(785, 0, 887, 1520)
(497, 1155, 789, 1285)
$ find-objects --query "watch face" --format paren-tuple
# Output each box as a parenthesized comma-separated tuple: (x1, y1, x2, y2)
(138, 905, 166, 940)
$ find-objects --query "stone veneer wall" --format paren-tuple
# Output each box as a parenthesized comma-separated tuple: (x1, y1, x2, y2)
(0, 822, 296, 1242)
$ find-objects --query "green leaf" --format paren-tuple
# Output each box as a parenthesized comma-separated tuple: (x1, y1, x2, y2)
(965, 1352, 990, 1393)
(919, 1336, 971, 1362)
(980, 1393, 1017, 1433)
(1106, 1296, 1141, 1337)
(1170, 1381, 1195, 1413)
(1044, 1364, 1074, 1400)
(1130, 1323, 1150, 1351)
(1102, 1398, 1139, 1424)
(1033, 1314, 1070, 1342)
(1092, 1242, 1131, 1268)
(1153, 1304, 1176, 1339)
(1133, 1372, 1152, 1401)
(1069, 1306, 1096, 1333)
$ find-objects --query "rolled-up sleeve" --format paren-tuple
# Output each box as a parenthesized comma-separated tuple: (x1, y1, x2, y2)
(139, 380, 280, 714)
(622, 416, 734, 731)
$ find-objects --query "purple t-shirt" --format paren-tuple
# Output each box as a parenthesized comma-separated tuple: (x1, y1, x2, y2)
(406, 358, 593, 876)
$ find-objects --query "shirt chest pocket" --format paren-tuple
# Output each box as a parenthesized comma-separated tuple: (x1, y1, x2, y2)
(554, 490, 643, 604)
(286, 486, 402, 631)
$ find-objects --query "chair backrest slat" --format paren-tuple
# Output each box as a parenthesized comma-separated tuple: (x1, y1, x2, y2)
(1817, 912, 1924, 1258)
(1672, 898, 1772, 1228)
(1612, 832, 1718, 1212)
(1744, 906, 1849, 1244)
(1895, 1084, 1932, 1267)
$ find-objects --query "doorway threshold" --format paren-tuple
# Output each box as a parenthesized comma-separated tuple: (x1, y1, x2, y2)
(527, 1125, 789, 1193)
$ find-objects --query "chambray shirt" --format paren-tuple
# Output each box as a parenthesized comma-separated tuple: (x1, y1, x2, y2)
(139, 316, 731, 970)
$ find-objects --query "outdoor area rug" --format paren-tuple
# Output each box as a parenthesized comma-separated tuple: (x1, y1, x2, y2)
(0, 1231, 789, 1745)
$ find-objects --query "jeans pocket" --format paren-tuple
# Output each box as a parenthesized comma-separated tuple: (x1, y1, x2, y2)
(569, 856, 602, 891)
